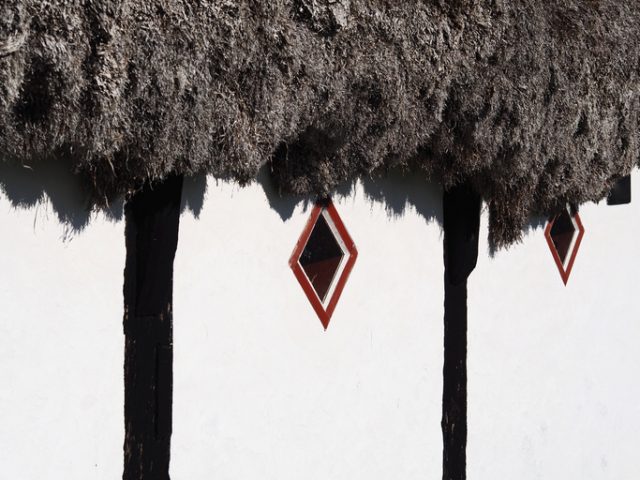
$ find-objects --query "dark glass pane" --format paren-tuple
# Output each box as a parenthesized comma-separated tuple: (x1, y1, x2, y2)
(300, 214, 344, 301)
(550, 209, 576, 264)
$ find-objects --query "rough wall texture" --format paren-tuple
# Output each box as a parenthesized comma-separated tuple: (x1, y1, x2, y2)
(1, 1, 639, 246)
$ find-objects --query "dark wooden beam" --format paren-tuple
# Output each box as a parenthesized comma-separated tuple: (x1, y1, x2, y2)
(442, 183, 481, 480)
(607, 174, 631, 206)
(123, 175, 183, 480)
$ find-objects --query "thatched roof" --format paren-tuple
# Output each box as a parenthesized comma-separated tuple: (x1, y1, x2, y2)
(1, 1, 638, 246)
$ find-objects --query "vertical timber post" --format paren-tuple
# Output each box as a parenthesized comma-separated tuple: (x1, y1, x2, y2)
(442, 183, 481, 480)
(607, 174, 631, 206)
(123, 175, 183, 480)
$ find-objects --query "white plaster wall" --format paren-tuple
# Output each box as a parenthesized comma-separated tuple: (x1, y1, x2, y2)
(172, 177, 445, 480)
(4, 164, 634, 480)
(0, 187, 125, 479)
(468, 170, 640, 480)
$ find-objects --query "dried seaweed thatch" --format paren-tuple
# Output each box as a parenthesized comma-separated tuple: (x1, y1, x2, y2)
(1, 1, 639, 246)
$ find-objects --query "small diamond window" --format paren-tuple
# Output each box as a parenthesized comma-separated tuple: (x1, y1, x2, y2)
(545, 205, 585, 285)
(290, 199, 357, 329)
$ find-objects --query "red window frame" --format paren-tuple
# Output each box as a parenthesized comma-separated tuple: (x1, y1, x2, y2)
(289, 199, 358, 330)
(544, 209, 585, 285)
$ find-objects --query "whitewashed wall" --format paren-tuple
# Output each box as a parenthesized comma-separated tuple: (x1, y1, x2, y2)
(468, 169, 640, 480)
(172, 176, 445, 480)
(0, 175, 125, 479)
(0, 171, 445, 480)
(2, 165, 638, 480)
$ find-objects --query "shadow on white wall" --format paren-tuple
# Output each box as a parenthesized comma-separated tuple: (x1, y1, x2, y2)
(1, 155, 450, 238)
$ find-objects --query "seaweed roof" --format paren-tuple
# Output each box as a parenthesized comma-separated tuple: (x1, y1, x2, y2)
(1, 0, 639, 246)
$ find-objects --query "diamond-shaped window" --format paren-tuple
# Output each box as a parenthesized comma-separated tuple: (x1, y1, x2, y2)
(290, 199, 357, 329)
(544, 205, 585, 285)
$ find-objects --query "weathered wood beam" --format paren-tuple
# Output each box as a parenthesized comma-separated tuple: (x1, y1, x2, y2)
(442, 183, 481, 480)
(607, 174, 631, 206)
(123, 175, 183, 480)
